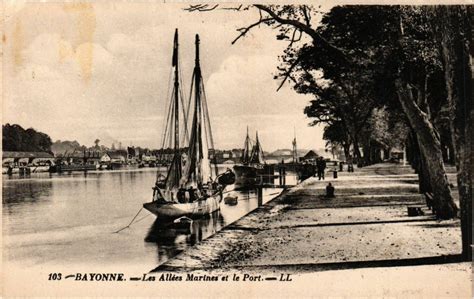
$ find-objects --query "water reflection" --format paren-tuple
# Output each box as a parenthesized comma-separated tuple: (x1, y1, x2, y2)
(2, 179, 53, 204)
(145, 210, 226, 265)
(2, 168, 295, 268)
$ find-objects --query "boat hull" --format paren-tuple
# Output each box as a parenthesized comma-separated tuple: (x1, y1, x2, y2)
(50, 164, 96, 173)
(143, 192, 223, 219)
(233, 165, 258, 189)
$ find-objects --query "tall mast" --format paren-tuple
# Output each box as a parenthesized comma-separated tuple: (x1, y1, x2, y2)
(173, 29, 179, 152)
(164, 29, 182, 191)
(194, 34, 202, 160)
(181, 33, 216, 186)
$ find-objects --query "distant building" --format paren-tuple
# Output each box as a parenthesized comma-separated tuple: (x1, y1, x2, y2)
(58, 150, 102, 165)
(107, 151, 127, 164)
(100, 153, 111, 163)
(231, 149, 242, 159)
(2, 151, 54, 167)
(301, 150, 319, 163)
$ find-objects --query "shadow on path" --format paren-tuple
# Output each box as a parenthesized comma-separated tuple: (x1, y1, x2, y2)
(155, 254, 466, 273)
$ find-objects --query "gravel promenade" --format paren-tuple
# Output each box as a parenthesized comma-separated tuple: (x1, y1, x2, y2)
(152, 163, 471, 296)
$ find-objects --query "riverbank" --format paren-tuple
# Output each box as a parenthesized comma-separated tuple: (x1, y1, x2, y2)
(154, 163, 471, 296)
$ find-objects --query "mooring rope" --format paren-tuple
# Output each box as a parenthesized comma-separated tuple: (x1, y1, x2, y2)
(113, 189, 282, 234)
(114, 207, 144, 233)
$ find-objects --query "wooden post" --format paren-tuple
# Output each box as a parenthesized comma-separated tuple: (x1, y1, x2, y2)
(279, 166, 283, 186)
(257, 186, 263, 207)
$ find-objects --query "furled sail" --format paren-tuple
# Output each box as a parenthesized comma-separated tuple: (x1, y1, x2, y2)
(180, 34, 215, 188)
(241, 126, 252, 165)
(157, 29, 185, 201)
(249, 131, 265, 165)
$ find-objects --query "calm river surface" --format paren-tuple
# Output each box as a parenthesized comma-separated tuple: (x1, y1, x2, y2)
(3, 167, 293, 272)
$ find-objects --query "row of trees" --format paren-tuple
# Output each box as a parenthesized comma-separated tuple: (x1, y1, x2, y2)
(3, 123, 53, 153)
(267, 5, 472, 259)
(189, 5, 471, 259)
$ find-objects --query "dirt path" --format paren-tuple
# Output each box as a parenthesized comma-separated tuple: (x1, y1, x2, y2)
(155, 163, 464, 273)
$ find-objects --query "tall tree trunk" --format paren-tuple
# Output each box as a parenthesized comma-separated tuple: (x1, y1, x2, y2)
(353, 136, 363, 167)
(441, 142, 449, 162)
(363, 142, 371, 165)
(439, 6, 472, 260)
(409, 128, 431, 193)
(395, 79, 457, 219)
(343, 143, 351, 161)
(406, 132, 417, 168)
(448, 141, 456, 164)
(418, 140, 433, 194)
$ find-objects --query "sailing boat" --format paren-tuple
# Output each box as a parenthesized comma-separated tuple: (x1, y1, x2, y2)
(143, 30, 234, 219)
(233, 130, 266, 189)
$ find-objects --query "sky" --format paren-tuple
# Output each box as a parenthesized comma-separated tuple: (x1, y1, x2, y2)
(3, 3, 328, 151)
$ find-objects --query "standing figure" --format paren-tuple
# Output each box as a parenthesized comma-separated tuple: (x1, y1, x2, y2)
(317, 157, 327, 180)
(316, 157, 322, 180)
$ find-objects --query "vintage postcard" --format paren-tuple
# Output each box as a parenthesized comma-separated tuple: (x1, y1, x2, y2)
(2, 2, 472, 297)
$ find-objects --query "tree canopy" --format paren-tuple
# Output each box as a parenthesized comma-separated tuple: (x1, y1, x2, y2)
(3, 123, 53, 153)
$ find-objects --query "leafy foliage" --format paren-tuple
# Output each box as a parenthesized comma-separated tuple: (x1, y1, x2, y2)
(3, 123, 53, 153)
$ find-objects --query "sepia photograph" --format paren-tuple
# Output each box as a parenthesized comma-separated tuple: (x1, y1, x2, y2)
(2, 2, 472, 297)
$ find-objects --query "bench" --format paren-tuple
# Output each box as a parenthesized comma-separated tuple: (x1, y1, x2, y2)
(407, 206, 425, 216)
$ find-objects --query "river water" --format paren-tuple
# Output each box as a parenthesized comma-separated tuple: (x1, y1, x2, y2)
(2, 167, 294, 272)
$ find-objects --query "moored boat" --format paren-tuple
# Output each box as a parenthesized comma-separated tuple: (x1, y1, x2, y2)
(224, 195, 238, 205)
(233, 129, 266, 189)
(143, 30, 234, 220)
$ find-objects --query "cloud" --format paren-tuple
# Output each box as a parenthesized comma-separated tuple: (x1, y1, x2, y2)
(3, 4, 327, 151)
(206, 54, 309, 117)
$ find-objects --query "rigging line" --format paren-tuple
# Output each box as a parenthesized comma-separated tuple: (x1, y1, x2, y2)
(113, 207, 143, 233)
(179, 91, 189, 146)
(178, 64, 189, 147)
(200, 77, 218, 176)
(161, 85, 175, 151)
(199, 80, 211, 161)
(185, 72, 195, 143)
(131, 213, 151, 225)
(200, 77, 214, 150)
(161, 86, 174, 151)
(181, 71, 196, 184)
(179, 91, 189, 147)
(160, 66, 174, 150)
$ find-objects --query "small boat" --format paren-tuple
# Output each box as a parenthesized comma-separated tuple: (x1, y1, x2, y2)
(224, 195, 238, 205)
(143, 30, 234, 220)
(172, 216, 193, 229)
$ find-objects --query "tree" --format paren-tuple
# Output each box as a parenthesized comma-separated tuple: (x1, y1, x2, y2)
(51, 140, 85, 156)
(3, 123, 53, 153)
(322, 121, 351, 159)
(186, 4, 465, 219)
(264, 5, 457, 219)
(435, 6, 472, 259)
(368, 107, 409, 162)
